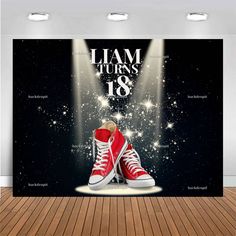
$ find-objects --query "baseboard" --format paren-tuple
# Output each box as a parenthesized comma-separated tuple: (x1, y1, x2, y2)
(223, 176, 236, 187)
(0, 176, 13, 187)
(1, 176, 236, 187)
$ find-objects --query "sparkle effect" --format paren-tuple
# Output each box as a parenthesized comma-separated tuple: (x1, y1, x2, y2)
(142, 99, 155, 110)
(98, 96, 109, 108)
(166, 122, 174, 129)
(124, 129, 134, 139)
(112, 112, 123, 122)
(13, 39, 223, 196)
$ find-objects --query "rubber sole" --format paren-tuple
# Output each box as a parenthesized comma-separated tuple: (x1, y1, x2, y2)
(126, 178, 155, 188)
(88, 140, 128, 190)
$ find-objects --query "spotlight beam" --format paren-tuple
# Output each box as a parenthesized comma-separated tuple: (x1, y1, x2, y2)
(129, 39, 165, 136)
(72, 40, 110, 143)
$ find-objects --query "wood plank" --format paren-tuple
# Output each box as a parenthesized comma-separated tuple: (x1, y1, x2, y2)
(36, 197, 63, 236)
(196, 197, 231, 235)
(109, 197, 118, 236)
(90, 197, 103, 236)
(209, 197, 236, 229)
(144, 197, 163, 236)
(170, 197, 197, 236)
(202, 197, 236, 235)
(183, 197, 214, 236)
(214, 197, 236, 222)
(54, 197, 77, 236)
(82, 197, 97, 236)
(1, 197, 41, 236)
(117, 197, 126, 236)
(27, 197, 56, 236)
(0, 190, 11, 203)
(124, 197, 135, 236)
(177, 198, 206, 236)
(64, 197, 83, 236)
(226, 188, 236, 193)
(0, 194, 9, 205)
(0, 187, 8, 197)
(0, 188, 236, 236)
(228, 188, 236, 193)
(137, 197, 154, 236)
(9, 197, 47, 236)
(150, 197, 171, 236)
(164, 198, 188, 236)
(0, 195, 15, 213)
(224, 191, 236, 207)
(45, 197, 70, 235)
(0, 197, 30, 231)
(0, 197, 22, 223)
(100, 197, 110, 236)
(189, 197, 223, 235)
(131, 197, 145, 236)
(225, 189, 236, 201)
(72, 197, 90, 236)
(158, 197, 180, 236)
(0, 188, 11, 199)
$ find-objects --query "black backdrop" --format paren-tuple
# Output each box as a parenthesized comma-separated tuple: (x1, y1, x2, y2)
(13, 39, 223, 196)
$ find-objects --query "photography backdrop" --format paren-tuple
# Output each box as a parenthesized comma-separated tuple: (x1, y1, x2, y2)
(13, 39, 223, 196)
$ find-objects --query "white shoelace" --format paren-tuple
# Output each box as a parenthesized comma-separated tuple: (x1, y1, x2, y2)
(122, 149, 144, 174)
(92, 136, 119, 182)
(92, 138, 110, 171)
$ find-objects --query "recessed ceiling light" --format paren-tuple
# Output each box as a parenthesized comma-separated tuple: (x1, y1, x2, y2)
(107, 13, 128, 21)
(187, 13, 208, 21)
(28, 13, 50, 21)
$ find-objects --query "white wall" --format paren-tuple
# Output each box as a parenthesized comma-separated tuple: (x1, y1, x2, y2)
(223, 36, 236, 185)
(1, 34, 236, 186)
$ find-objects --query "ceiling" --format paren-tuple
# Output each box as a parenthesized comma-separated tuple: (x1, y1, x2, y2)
(1, 0, 236, 36)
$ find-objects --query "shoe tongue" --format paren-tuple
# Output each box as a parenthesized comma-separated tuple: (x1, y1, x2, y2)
(95, 129, 111, 142)
(126, 144, 133, 150)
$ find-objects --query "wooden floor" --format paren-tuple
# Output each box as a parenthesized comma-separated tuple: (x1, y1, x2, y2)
(0, 188, 236, 236)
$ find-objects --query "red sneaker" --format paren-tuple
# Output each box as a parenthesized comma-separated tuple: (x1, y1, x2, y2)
(119, 144, 155, 188)
(88, 121, 128, 190)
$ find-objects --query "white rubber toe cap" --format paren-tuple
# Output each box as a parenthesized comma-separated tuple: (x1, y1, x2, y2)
(136, 174, 153, 180)
(89, 175, 103, 185)
(126, 174, 155, 188)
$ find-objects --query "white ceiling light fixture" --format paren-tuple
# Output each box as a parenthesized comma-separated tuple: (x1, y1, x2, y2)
(107, 12, 128, 21)
(187, 13, 208, 21)
(28, 13, 50, 21)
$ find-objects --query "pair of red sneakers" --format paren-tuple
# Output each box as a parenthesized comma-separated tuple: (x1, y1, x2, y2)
(88, 121, 155, 190)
